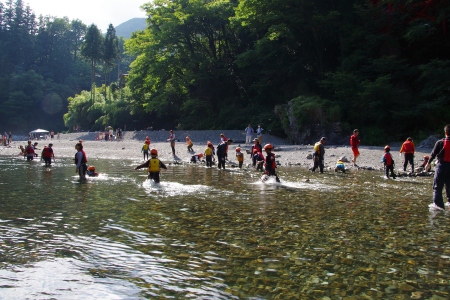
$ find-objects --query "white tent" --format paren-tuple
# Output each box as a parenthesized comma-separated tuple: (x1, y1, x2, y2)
(29, 129, 49, 134)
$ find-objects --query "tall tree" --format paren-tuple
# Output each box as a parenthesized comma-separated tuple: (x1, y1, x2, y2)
(81, 24, 104, 101)
(103, 24, 119, 87)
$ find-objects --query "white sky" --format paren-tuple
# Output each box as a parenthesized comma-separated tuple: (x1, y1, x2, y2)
(24, 0, 148, 32)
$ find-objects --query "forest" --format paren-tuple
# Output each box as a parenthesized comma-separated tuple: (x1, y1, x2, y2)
(1, 0, 450, 144)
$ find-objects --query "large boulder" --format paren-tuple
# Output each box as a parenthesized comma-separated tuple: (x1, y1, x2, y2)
(418, 135, 439, 148)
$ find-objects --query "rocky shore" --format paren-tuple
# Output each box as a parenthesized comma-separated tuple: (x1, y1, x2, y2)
(0, 130, 435, 173)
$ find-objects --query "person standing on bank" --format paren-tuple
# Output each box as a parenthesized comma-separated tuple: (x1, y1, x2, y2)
(311, 137, 326, 173)
(426, 124, 450, 210)
(244, 124, 254, 144)
(350, 129, 360, 167)
(75, 143, 87, 180)
(168, 130, 176, 156)
(256, 124, 264, 144)
(399, 137, 415, 173)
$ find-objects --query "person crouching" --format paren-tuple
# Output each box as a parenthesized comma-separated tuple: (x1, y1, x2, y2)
(335, 157, 346, 173)
(190, 153, 204, 163)
(135, 148, 167, 183)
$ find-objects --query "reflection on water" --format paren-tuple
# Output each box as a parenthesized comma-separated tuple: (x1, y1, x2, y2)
(0, 156, 449, 299)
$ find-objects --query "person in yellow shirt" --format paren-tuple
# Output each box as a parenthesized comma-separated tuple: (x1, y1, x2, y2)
(135, 148, 167, 183)
(204, 142, 213, 167)
(235, 147, 244, 168)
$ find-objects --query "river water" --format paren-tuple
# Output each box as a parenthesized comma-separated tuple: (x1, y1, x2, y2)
(0, 156, 449, 299)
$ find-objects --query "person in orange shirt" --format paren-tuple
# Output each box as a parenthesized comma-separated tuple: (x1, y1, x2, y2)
(400, 137, 415, 173)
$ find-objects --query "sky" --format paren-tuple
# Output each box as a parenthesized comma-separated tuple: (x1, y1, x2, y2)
(24, 0, 148, 32)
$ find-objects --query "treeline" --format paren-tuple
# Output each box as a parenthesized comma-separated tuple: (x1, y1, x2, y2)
(121, 0, 449, 144)
(0, 0, 132, 132)
(4, 0, 450, 144)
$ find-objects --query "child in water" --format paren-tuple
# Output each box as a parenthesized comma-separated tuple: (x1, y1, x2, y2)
(263, 143, 280, 182)
(235, 147, 244, 168)
(186, 136, 194, 152)
(253, 150, 264, 171)
(87, 165, 99, 177)
(335, 157, 346, 173)
(382, 145, 396, 179)
(135, 148, 167, 183)
(142, 141, 150, 160)
(204, 142, 214, 167)
(190, 153, 204, 163)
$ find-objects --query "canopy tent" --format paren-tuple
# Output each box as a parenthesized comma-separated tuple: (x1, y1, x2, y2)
(29, 129, 49, 134)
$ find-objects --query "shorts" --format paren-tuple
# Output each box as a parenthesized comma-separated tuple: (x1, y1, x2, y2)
(352, 147, 360, 157)
(43, 157, 52, 164)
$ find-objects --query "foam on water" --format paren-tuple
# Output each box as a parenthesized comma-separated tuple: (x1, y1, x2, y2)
(142, 180, 217, 197)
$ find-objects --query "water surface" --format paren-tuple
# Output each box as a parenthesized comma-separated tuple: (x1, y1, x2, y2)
(0, 157, 449, 299)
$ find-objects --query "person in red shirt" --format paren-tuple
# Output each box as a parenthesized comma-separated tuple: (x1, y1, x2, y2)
(399, 137, 415, 173)
(350, 129, 360, 167)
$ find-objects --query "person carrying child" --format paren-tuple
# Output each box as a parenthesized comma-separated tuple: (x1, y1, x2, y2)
(382, 145, 396, 179)
(235, 147, 244, 168)
(135, 148, 167, 183)
(263, 143, 280, 182)
(186, 136, 194, 152)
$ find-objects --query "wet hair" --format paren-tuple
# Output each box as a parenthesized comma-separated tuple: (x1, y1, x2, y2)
(407, 137, 412, 141)
(75, 143, 83, 150)
(445, 124, 450, 134)
(353, 129, 359, 133)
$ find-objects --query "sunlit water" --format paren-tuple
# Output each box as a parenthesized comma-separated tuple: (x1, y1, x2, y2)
(0, 156, 449, 299)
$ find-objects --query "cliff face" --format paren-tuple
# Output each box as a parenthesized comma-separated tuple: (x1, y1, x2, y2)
(275, 101, 348, 145)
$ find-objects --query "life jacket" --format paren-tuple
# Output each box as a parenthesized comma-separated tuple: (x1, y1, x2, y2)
(74, 151, 87, 165)
(42, 146, 52, 158)
(143, 143, 149, 151)
(25, 145, 34, 154)
(148, 158, 161, 172)
(251, 144, 262, 154)
(313, 142, 321, 155)
(442, 138, 450, 162)
(336, 160, 345, 170)
(384, 153, 393, 166)
(205, 147, 212, 156)
(402, 141, 414, 153)
(236, 152, 244, 162)
(264, 153, 276, 169)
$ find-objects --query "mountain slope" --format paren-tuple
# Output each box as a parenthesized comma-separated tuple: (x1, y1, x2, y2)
(115, 18, 147, 39)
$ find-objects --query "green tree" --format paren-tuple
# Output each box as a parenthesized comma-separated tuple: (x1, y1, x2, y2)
(81, 24, 104, 101)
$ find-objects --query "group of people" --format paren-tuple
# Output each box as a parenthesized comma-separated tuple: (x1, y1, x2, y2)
(2, 132, 12, 146)
(244, 124, 264, 144)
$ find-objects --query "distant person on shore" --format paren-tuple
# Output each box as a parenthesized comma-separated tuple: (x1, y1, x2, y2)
(311, 137, 326, 173)
(216, 139, 233, 170)
(425, 124, 450, 210)
(142, 141, 150, 160)
(382, 145, 396, 179)
(235, 147, 244, 168)
(168, 130, 176, 156)
(244, 124, 254, 144)
(41, 143, 55, 166)
(400, 137, 415, 173)
(75, 142, 87, 180)
(135, 148, 167, 184)
(186, 136, 194, 152)
(8, 132, 12, 144)
(24, 141, 35, 161)
(263, 143, 280, 182)
(32, 142, 40, 157)
(220, 133, 228, 143)
(251, 138, 263, 168)
(350, 129, 360, 167)
(50, 130, 54, 140)
(256, 124, 264, 144)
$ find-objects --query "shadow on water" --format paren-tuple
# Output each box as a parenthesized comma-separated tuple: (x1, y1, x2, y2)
(0, 157, 449, 299)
